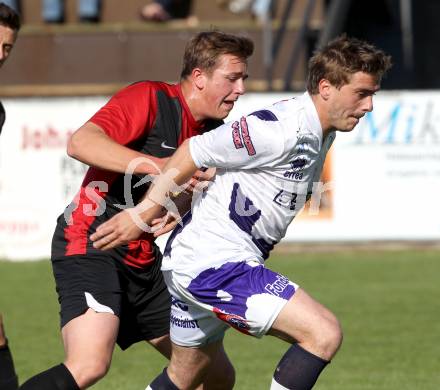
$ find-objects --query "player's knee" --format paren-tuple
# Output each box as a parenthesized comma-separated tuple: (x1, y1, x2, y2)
(66, 357, 111, 387)
(312, 314, 343, 360)
(326, 319, 343, 355)
(87, 359, 110, 381)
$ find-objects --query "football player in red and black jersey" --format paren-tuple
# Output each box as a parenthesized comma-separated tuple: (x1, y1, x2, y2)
(19, 31, 253, 390)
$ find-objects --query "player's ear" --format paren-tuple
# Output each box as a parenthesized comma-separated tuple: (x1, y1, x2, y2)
(318, 79, 332, 100)
(192, 68, 206, 90)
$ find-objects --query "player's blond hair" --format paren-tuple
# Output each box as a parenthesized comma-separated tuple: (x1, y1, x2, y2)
(307, 35, 392, 94)
(180, 31, 254, 79)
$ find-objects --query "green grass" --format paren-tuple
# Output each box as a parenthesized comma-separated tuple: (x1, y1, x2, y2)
(1, 250, 439, 389)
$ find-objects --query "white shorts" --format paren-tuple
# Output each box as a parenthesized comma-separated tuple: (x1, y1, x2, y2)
(163, 260, 299, 347)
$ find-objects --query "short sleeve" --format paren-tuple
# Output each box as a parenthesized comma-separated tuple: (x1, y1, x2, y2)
(89, 82, 155, 145)
(190, 113, 285, 170)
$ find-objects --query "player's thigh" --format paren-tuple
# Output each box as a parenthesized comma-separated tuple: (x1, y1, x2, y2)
(163, 269, 240, 389)
(167, 297, 234, 389)
(165, 274, 234, 388)
(62, 308, 119, 364)
(146, 333, 171, 359)
(204, 342, 235, 390)
(52, 253, 123, 366)
(268, 288, 341, 346)
(163, 271, 229, 348)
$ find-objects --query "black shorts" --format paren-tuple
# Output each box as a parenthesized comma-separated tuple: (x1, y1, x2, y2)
(51, 246, 171, 350)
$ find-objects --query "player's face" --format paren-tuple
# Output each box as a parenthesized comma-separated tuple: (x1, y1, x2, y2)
(202, 54, 248, 120)
(327, 72, 380, 132)
(0, 25, 16, 68)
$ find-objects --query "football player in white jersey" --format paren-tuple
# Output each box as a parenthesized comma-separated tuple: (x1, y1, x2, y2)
(92, 36, 392, 390)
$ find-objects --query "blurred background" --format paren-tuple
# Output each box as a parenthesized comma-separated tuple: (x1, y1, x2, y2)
(1, 0, 440, 92)
(1, 1, 439, 389)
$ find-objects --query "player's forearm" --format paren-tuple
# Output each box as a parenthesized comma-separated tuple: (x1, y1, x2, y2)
(67, 122, 168, 175)
(137, 139, 198, 223)
(169, 167, 216, 217)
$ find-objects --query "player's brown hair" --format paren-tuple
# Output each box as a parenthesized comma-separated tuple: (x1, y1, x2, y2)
(181, 31, 254, 79)
(307, 35, 392, 94)
(0, 2, 20, 31)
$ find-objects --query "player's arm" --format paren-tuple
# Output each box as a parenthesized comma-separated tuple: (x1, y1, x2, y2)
(69, 82, 171, 175)
(150, 167, 216, 237)
(90, 139, 197, 250)
(90, 115, 281, 249)
(67, 122, 168, 175)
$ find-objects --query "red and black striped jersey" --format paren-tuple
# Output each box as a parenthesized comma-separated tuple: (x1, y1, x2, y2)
(52, 81, 223, 268)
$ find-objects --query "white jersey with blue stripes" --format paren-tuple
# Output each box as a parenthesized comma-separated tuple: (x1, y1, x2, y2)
(161, 92, 335, 283)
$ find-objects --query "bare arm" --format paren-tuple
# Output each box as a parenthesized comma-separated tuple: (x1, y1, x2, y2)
(148, 167, 216, 237)
(67, 122, 169, 175)
(90, 139, 198, 249)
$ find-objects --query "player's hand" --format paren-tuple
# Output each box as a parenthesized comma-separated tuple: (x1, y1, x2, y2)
(151, 213, 180, 237)
(90, 209, 146, 250)
(187, 167, 216, 192)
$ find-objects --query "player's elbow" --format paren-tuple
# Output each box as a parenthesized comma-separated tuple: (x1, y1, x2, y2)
(67, 122, 103, 160)
(66, 131, 82, 159)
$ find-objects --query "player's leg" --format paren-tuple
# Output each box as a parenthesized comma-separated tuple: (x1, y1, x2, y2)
(202, 342, 235, 390)
(146, 270, 235, 390)
(20, 252, 123, 390)
(148, 340, 228, 390)
(267, 288, 343, 389)
(19, 310, 119, 390)
(62, 309, 119, 387)
(269, 288, 342, 360)
(147, 334, 235, 390)
(0, 314, 19, 390)
(122, 259, 235, 390)
(147, 334, 171, 358)
(182, 260, 341, 390)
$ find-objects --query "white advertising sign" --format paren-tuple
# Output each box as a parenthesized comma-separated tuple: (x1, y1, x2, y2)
(0, 97, 107, 260)
(0, 92, 439, 260)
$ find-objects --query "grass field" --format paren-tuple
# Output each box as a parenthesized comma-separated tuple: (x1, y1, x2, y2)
(1, 249, 439, 389)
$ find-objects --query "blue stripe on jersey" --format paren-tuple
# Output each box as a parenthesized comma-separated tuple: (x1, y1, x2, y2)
(229, 183, 261, 236)
(229, 183, 276, 259)
(253, 236, 276, 260)
(164, 211, 192, 257)
(249, 109, 278, 121)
